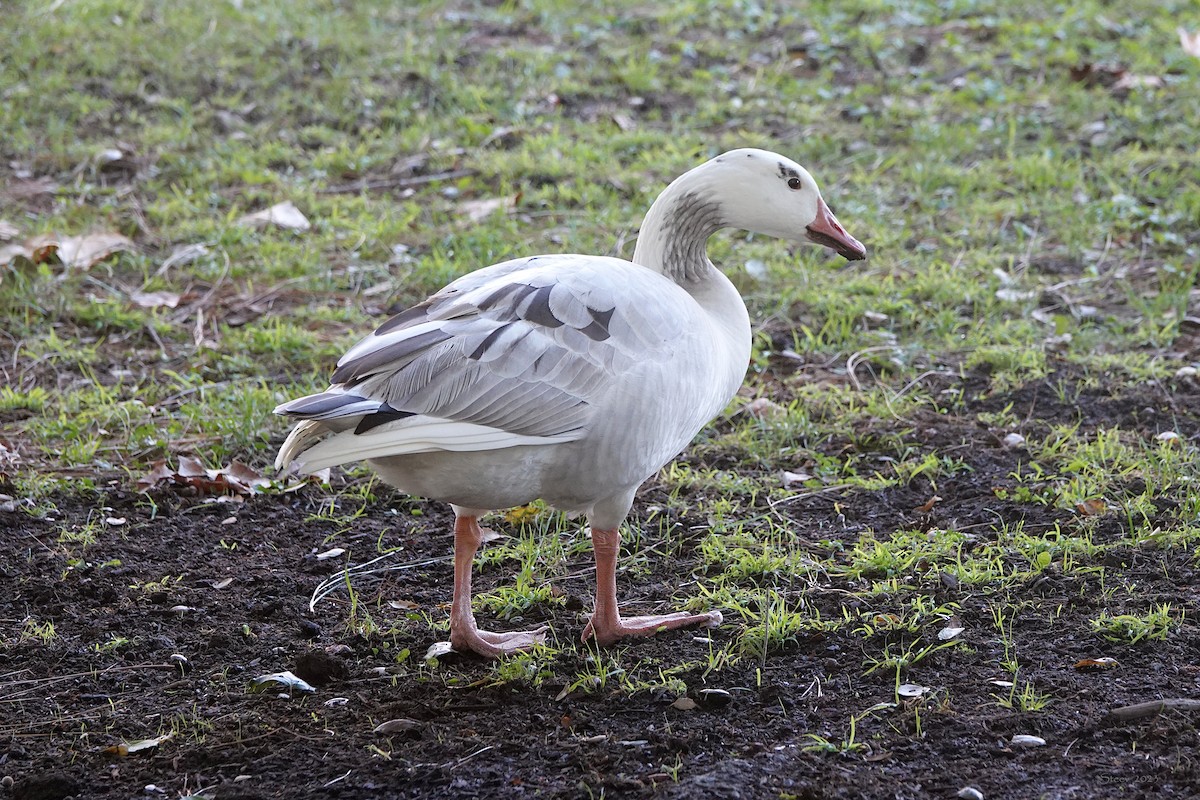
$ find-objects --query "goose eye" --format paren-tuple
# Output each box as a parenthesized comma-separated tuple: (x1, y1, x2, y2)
(787, 177, 803, 191)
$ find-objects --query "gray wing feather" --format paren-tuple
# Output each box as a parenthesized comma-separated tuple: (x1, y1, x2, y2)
(329, 255, 691, 438)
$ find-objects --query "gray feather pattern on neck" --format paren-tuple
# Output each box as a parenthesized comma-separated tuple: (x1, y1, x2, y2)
(662, 192, 724, 284)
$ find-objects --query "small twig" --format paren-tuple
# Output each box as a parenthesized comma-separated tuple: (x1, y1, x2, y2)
(845, 345, 897, 392)
(318, 169, 475, 195)
(768, 483, 853, 509)
(1104, 698, 1200, 725)
(309, 553, 451, 611)
(322, 770, 352, 788)
(446, 745, 495, 769)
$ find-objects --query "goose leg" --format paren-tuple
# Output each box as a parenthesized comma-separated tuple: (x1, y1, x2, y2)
(446, 514, 548, 658)
(582, 527, 722, 647)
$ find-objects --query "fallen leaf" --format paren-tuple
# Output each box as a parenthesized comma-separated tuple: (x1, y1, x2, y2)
(503, 504, 540, 525)
(1181, 27, 1200, 58)
(459, 196, 514, 223)
(995, 288, 1037, 302)
(1075, 498, 1107, 517)
(248, 670, 316, 694)
(156, 242, 210, 276)
(1112, 73, 1164, 91)
(0, 235, 59, 269)
(238, 201, 311, 231)
(478, 526, 504, 543)
(104, 733, 172, 757)
(781, 470, 813, 488)
(743, 397, 786, 420)
(137, 458, 287, 496)
(0, 220, 17, 241)
(914, 495, 942, 513)
(1069, 62, 1127, 87)
(130, 290, 183, 309)
(387, 599, 419, 610)
(315, 547, 346, 561)
(1155, 431, 1180, 445)
(670, 697, 698, 710)
(57, 232, 136, 269)
(374, 718, 421, 734)
(938, 625, 965, 641)
(1074, 657, 1119, 670)
(425, 641, 455, 661)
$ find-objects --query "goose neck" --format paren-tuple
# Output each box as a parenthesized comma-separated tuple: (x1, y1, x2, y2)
(632, 174, 725, 284)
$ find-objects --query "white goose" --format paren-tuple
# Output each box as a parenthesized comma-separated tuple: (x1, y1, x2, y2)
(275, 148, 865, 658)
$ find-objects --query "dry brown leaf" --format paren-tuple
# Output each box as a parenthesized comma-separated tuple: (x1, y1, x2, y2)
(1181, 28, 1200, 58)
(137, 458, 280, 496)
(914, 495, 942, 513)
(1075, 498, 1107, 517)
(0, 236, 60, 268)
(1069, 62, 1127, 87)
(670, 697, 698, 710)
(237, 201, 311, 231)
(387, 599, 419, 610)
(1074, 657, 1119, 670)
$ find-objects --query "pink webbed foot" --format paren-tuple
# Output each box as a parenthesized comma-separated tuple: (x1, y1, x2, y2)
(582, 609, 722, 647)
(448, 624, 550, 659)
(583, 526, 722, 647)
(445, 513, 550, 659)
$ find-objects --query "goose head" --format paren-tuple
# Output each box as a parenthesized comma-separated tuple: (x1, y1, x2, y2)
(702, 148, 867, 261)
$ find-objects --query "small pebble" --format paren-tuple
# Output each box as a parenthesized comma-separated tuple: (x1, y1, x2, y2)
(1010, 734, 1046, 747)
(957, 788, 984, 800)
(1001, 432, 1025, 448)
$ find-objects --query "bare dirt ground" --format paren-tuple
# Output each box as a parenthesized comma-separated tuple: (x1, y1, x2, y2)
(5, 363, 1200, 800)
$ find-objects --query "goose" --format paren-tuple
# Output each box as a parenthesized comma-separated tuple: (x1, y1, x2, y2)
(274, 148, 865, 658)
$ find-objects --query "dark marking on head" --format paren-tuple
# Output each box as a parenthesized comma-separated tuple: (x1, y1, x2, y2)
(777, 162, 800, 180)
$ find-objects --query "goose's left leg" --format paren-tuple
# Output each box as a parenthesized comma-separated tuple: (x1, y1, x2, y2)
(446, 513, 548, 657)
(581, 527, 722, 647)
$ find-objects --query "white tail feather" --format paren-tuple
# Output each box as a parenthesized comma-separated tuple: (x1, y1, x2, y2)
(283, 417, 580, 474)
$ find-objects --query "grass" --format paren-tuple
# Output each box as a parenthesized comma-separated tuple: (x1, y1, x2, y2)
(3, 0, 1200, 769)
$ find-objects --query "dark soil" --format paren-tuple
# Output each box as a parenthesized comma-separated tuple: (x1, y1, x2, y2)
(4, 366, 1200, 800)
